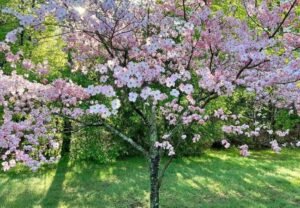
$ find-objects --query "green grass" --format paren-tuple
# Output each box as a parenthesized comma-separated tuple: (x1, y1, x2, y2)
(0, 149, 300, 208)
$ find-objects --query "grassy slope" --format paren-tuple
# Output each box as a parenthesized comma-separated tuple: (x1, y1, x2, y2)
(0, 149, 300, 208)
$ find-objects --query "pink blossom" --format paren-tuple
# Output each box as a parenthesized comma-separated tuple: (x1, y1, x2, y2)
(5, 53, 19, 63)
(170, 89, 180, 97)
(2, 162, 10, 171)
(128, 92, 138, 102)
(275, 130, 289, 137)
(154, 141, 175, 156)
(192, 134, 201, 143)
(22, 59, 34, 70)
(221, 139, 230, 149)
(270, 140, 281, 153)
(179, 84, 194, 95)
(5, 28, 23, 43)
(239, 145, 250, 157)
(111, 99, 121, 110)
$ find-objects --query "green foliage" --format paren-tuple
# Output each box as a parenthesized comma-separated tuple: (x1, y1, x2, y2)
(70, 127, 125, 163)
(0, 20, 18, 41)
(22, 21, 68, 76)
(275, 110, 300, 130)
(211, 0, 248, 20)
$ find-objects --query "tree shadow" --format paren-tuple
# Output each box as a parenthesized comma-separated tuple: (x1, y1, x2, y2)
(0, 167, 50, 207)
(58, 157, 149, 208)
(37, 156, 149, 208)
(40, 156, 70, 208)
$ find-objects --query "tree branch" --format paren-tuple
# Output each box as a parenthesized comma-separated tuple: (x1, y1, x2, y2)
(130, 103, 151, 127)
(158, 138, 182, 188)
(201, 93, 218, 108)
(186, 45, 195, 71)
(236, 58, 253, 79)
(242, 1, 270, 35)
(94, 31, 115, 58)
(102, 122, 149, 157)
(269, 0, 298, 39)
(209, 45, 214, 72)
(236, 59, 270, 79)
(183, 0, 188, 21)
(53, 113, 148, 157)
(276, 78, 300, 85)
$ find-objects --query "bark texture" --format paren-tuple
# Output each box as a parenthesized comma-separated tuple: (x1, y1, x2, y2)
(149, 105, 160, 208)
(150, 154, 160, 208)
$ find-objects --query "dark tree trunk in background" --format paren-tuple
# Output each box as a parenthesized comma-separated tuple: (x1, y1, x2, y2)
(32, 0, 36, 8)
(149, 152, 160, 208)
(20, 31, 25, 46)
(297, 123, 300, 140)
(268, 102, 277, 141)
(61, 118, 72, 156)
(19, 0, 25, 46)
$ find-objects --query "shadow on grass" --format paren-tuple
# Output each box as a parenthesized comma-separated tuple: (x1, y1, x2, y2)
(0, 166, 50, 207)
(40, 156, 70, 208)
(60, 158, 149, 208)
(1, 150, 300, 208)
(37, 156, 149, 208)
(160, 151, 300, 207)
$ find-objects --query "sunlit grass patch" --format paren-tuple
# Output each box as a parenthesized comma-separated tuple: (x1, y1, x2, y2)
(1, 149, 300, 208)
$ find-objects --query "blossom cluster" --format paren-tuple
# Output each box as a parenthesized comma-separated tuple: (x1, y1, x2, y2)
(113, 62, 164, 88)
(239, 145, 250, 157)
(221, 139, 230, 149)
(154, 141, 175, 156)
(270, 140, 281, 154)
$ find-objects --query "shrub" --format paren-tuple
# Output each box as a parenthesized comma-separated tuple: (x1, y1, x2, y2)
(70, 127, 125, 163)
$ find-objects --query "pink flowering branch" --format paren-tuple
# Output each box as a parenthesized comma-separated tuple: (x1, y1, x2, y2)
(269, 0, 298, 39)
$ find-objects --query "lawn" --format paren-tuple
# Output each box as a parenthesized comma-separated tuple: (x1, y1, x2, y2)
(0, 149, 300, 208)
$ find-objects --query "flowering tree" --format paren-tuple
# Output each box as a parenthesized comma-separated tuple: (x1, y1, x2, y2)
(1, 0, 300, 207)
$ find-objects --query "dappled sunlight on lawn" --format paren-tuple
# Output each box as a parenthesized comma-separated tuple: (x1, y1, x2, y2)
(0, 149, 300, 208)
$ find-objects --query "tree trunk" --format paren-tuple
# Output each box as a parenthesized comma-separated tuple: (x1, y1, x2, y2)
(297, 123, 300, 140)
(149, 105, 160, 208)
(61, 118, 72, 156)
(150, 153, 160, 208)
